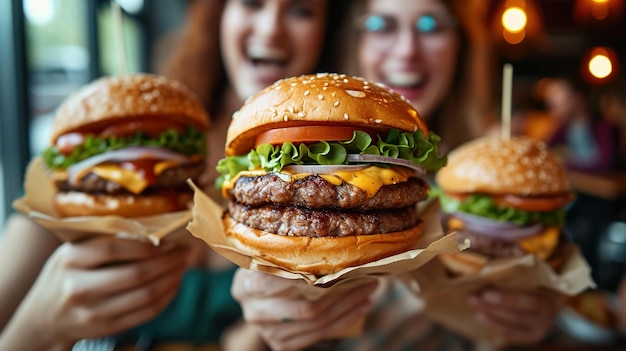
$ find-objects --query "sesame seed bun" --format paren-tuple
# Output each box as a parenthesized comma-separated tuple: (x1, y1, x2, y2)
(225, 73, 428, 157)
(436, 136, 569, 196)
(51, 74, 210, 144)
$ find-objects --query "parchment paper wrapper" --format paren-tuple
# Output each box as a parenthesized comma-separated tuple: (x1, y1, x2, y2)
(414, 243, 596, 346)
(187, 180, 463, 338)
(12, 157, 192, 245)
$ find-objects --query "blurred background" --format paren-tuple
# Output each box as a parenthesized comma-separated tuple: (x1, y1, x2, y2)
(0, 0, 625, 347)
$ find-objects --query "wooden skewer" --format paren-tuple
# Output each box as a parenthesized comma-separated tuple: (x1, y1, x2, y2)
(501, 63, 513, 140)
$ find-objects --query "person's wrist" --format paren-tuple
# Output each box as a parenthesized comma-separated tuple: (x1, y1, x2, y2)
(0, 314, 73, 351)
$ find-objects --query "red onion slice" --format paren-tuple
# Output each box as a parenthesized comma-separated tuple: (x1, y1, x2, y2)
(346, 154, 426, 175)
(283, 164, 369, 174)
(452, 211, 544, 241)
(67, 146, 190, 185)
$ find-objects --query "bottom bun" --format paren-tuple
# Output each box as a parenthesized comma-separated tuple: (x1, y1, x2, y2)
(54, 191, 192, 218)
(223, 213, 424, 276)
(438, 251, 488, 276)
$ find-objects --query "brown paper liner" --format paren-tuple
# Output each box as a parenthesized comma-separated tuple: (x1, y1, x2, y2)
(414, 243, 596, 346)
(186, 180, 463, 339)
(12, 157, 192, 245)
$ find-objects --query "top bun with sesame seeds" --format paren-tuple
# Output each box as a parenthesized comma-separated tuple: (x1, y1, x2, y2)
(436, 136, 570, 196)
(214, 73, 448, 276)
(41, 74, 210, 218)
(51, 74, 210, 144)
(434, 136, 574, 275)
(225, 73, 428, 156)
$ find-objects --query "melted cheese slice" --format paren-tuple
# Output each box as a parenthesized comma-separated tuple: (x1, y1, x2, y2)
(52, 160, 183, 195)
(518, 226, 560, 260)
(222, 166, 415, 198)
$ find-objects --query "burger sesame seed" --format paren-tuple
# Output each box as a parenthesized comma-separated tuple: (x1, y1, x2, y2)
(283, 115, 288, 121)
(290, 82, 297, 87)
(344, 113, 349, 120)
(343, 79, 349, 83)
(304, 90, 310, 96)
(363, 85, 371, 90)
(346, 90, 366, 98)
(288, 106, 294, 113)
(297, 112, 305, 118)
(323, 87, 328, 90)
(375, 119, 382, 124)
(324, 82, 329, 87)
(318, 94, 324, 100)
(333, 101, 340, 107)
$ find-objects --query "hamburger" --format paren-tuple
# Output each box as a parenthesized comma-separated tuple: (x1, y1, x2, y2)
(42, 74, 210, 217)
(435, 136, 574, 275)
(215, 73, 447, 275)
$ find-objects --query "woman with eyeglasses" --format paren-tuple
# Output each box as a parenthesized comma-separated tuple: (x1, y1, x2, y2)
(231, 1, 563, 350)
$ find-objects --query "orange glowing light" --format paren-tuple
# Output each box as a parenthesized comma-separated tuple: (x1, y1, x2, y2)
(588, 54, 613, 78)
(502, 7, 528, 32)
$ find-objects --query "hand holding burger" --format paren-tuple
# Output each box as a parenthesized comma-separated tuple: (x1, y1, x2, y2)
(216, 73, 447, 275)
(435, 136, 574, 275)
(42, 74, 210, 218)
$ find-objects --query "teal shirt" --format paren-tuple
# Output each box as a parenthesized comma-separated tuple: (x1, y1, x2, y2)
(119, 266, 241, 345)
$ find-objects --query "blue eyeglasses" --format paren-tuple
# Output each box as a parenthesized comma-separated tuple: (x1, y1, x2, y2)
(359, 13, 456, 35)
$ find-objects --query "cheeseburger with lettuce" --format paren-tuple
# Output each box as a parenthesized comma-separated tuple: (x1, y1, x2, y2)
(216, 73, 446, 275)
(43, 74, 209, 217)
(435, 136, 574, 275)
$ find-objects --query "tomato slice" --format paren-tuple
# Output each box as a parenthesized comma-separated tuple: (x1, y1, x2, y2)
(494, 193, 574, 212)
(99, 119, 186, 138)
(56, 132, 86, 155)
(254, 126, 375, 147)
(445, 192, 574, 212)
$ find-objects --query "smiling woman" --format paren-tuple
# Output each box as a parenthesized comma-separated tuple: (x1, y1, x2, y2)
(0, 0, 354, 350)
(160, 0, 353, 199)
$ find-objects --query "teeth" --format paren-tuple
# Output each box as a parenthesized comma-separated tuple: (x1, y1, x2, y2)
(248, 46, 288, 61)
(386, 72, 424, 87)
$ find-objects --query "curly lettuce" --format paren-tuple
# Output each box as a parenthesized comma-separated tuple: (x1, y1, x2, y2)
(439, 193, 565, 226)
(216, 129, 447, 188)
(42, 127, 207, 170)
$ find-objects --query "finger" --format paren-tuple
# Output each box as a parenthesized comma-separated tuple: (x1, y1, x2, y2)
(471, 288, 552, 313)
(257, 300, 372, 351)
(232, 269, 305, 300)
(90, 263, 186, 323)
(474, 309, 547, 345)
(77, 275, 183, 339)
(65, 247, 188, 303)
(61, 237, 174, 268)
(242, 282, 378, 323)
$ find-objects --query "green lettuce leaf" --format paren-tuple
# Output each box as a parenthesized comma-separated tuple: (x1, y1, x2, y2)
(439, 193, 565, 226)
(216, 129, 447, 188)
(42, 127, 207, 170)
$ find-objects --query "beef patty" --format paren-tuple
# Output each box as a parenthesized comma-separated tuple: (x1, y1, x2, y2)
(55, 162, 205, 194)
(228, 201, 421, 238)
(229, 174, 429, 210)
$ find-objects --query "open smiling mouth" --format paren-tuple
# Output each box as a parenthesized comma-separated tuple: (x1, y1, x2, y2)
(385, 72, 426, 89)
(248, 47, 289, 68)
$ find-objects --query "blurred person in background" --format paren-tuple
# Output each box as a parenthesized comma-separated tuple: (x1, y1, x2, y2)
(542, 75, 621, 173)
(231, 1, 563, 351)
(0, 0, 352, 350)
